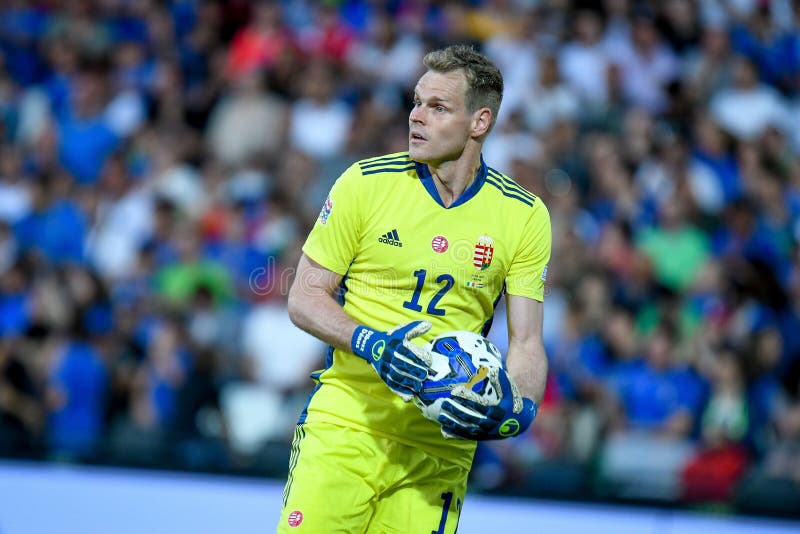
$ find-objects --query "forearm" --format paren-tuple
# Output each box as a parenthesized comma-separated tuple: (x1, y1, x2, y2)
(503, 294, 548, 404)
(505, 338, 548, 404)
(288, 288, 359, 353)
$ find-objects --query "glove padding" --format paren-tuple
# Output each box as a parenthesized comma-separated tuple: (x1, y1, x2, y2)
(437, 366, 537, 441)
(351, 321, 433, 401)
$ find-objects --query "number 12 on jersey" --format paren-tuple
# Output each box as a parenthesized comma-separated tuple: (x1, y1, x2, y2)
(402, 269, 454, 316)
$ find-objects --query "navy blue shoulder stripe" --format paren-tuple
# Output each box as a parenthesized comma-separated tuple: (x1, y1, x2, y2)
(359, 153, 410, 165)
(489, 172, 538, 203)
(362, 164, 416, 176)
(488, 169, 537, 202)
(485, 173, 535, 203)
(485, 177, 534, 206)
(359, 157, 411, 170)
(361, 152, 409, 163)
(488, 167, 534, 193)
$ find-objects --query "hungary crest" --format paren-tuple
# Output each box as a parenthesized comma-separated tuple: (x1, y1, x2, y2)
(473, 236, 494, 270)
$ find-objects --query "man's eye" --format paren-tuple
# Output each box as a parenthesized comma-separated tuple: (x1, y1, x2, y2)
(436, 106, 446, 112)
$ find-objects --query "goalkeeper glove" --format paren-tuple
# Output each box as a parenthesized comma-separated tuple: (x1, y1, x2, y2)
(437, 366, 537, 441)
(351, 321, 433, 401)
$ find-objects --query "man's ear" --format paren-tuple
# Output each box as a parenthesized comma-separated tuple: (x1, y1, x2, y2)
(472, 107, 492, 138)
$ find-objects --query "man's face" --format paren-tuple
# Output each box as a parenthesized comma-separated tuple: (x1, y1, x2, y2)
(408, 70, 475, 165)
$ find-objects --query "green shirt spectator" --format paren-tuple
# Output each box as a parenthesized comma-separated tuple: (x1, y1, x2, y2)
(636, 202, 711, 291)
(155, 260, 234, 308)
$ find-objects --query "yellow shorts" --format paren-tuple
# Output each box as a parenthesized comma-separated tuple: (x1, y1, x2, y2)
(277, 421, 469, 533)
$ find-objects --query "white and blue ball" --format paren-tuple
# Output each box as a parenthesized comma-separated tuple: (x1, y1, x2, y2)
(414, 330, 504, 422)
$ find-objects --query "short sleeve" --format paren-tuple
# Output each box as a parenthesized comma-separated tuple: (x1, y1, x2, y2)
(302, 163, 365, 275)
(505, 201, 551, 301)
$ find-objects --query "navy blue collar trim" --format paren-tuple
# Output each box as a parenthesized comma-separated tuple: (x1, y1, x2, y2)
(413, 156, 488, 208)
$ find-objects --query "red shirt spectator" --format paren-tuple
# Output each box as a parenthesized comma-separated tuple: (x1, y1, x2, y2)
(225, 3, 293, 80)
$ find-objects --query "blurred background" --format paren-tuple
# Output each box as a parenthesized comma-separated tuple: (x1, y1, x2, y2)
(1, 0, 800, 526)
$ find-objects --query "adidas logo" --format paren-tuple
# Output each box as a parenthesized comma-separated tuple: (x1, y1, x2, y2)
(378, 229, 403, 247)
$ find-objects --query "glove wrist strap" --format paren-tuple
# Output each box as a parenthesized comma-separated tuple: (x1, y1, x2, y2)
(351, 325, 380, 360)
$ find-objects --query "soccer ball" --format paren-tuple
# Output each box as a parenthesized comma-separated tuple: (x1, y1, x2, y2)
(413, 330, 504, 422)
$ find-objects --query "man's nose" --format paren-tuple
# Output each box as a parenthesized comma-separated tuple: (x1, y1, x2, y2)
(409, 105, 424, 124)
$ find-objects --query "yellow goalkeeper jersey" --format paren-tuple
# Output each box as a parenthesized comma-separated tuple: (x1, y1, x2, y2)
(300, 152, 551, 467)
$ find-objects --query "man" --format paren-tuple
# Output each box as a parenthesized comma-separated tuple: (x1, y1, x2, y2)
(279, 44, 551, 533)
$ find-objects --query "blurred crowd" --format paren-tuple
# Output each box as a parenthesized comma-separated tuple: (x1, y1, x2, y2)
(1, 0, 800, 514)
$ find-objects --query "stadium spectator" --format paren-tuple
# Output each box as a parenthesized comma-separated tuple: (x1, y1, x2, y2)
(225, 2, 293, 81)
(44, 329, 109, 460)
(710, 55, 788, 141)
(288, 59, 352, 160)
(681, 348, 750, 502)
(521, 54, 579, 134)
(560, 9, 611, 110)
(54, 58, 120, 185)
(599, 318, 706, 499)
(2, 0, 800, 516)
(607, 7, 679, 113)
(0, 340, 42, 457)
(205, 70, 288, 167)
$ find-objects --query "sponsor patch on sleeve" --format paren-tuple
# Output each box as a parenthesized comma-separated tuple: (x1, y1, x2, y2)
(318, 196, 333, 225)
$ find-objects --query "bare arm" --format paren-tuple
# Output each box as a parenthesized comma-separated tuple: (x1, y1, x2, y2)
(504, 294, 548, 404)
(287, 253, 359, 351)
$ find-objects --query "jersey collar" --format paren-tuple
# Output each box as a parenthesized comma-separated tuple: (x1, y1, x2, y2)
(414, 155, 488, 209)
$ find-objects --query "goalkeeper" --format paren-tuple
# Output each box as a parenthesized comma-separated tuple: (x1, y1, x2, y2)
(278, 44, 551, 533)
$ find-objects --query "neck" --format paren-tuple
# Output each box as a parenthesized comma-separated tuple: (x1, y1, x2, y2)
(426, 142, 483, 207)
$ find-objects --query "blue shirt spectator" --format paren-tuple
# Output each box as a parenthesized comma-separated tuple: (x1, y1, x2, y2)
(56, 110, 119, 185)
(554, 333, 610, 401)
(14, 191, 87, 264)
(138, 322, 194, 427)
(0, 5, 49, 85)
(713, 200, 786, 281)
(0, 290, 29, 338)
(728, 21, 799, 91)
(608, 320, 707, 433)
(47, 340, 108, 458)
(691, 147, 741, 206)
(610, 359, 701, 430)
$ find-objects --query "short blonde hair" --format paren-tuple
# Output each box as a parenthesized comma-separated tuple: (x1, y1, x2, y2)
(423, 44, 504, 130)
